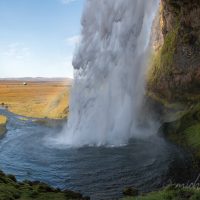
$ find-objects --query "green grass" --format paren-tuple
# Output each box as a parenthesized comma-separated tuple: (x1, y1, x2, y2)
(0, 170, 88, 200)
(0, 80, 71, 119)
(162, 103, 200, 162)
(0, 115, 7, 125)
(123, 185, 200, 200)
(184, 124, 200, 150)
(0, 115, 7, 136)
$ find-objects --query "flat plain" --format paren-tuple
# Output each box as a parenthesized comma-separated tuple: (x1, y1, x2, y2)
(0, 78, 72, 119)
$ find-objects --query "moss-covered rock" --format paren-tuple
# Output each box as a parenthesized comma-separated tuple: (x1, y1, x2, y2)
(0, 170, 89, 200)
(161, 103, 200, 166)
(147, 0, 200, 170)
(148, 0, 200, 102)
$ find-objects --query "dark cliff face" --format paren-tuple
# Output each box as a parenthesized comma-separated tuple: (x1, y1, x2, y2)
(148, 0, 200, 103)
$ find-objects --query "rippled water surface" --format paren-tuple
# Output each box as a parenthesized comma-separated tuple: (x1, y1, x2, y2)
(0, 109, 195, 199)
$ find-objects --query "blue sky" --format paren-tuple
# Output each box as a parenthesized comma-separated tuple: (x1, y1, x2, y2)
(0, 0, 84, 78)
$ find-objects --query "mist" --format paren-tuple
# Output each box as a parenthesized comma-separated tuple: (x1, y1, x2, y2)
(55, 0, 159, 147)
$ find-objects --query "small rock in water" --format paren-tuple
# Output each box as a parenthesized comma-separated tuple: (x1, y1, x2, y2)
(123, 187, 139, 197)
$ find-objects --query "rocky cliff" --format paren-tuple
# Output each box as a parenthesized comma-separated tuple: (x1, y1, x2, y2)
(148, 0, 200, 103)
(147, 0, 200, 164)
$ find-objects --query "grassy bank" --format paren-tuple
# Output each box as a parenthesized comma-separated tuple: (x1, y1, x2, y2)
(0, 115, 7, 125)
(0, 170, 89, 200)
(0, 79, 71, 119)
(0, 115, 7, 136)
(123, 185, 200, 200)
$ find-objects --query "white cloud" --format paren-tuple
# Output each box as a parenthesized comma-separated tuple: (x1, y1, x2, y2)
(60, 0, 76, 5)
(65, 35, 81, 46)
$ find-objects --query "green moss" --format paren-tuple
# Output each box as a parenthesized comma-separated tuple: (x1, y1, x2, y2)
(122, 185, 200, 200)
(148, 18, 180, 87)
(146, 91, 182, 109)
(0, 170, 88, 200)
(184, 124, 200, 149)
(162, 103, 200, 162)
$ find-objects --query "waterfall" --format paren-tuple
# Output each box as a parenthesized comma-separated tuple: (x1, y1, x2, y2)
(57, 0, 159, 147)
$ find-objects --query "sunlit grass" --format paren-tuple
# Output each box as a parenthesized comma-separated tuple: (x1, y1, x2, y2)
(0, 80, 71, 119)
(0, 115, 7, 125)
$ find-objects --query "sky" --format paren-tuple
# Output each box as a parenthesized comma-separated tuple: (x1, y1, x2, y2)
(0, 0, 84, 78)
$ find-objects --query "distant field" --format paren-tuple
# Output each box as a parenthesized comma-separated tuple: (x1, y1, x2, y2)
(0, 115, 7, 125)
(0, 79, 72, 119)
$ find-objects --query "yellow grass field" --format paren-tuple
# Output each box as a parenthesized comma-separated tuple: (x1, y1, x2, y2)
(0, 115, 7, 125)
(0, 79, 72, 119)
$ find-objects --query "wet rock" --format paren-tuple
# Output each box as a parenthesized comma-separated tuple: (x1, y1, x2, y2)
(148, 0, 200, 102)
(64, 189, 83, 198)
(123, 187, 139, 197)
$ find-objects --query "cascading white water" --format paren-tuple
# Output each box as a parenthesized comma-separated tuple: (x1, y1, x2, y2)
(57, 0, 159, 147)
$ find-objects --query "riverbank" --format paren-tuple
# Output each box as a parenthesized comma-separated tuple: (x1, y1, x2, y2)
(0, 78, 72, 119)
(0, 115, 7, 137)
(0, 170, 89, 200)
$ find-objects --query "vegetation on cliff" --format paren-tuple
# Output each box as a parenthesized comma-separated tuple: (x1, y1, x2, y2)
(0, 170, 89, 200)
(143, 1, 200, 198)
(148, 10, 179, 92)
(148, 0, 200, 102)
(123, 185, 200, 200)
(147, 0, 200, 166)
(162, 103, 200, 165)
